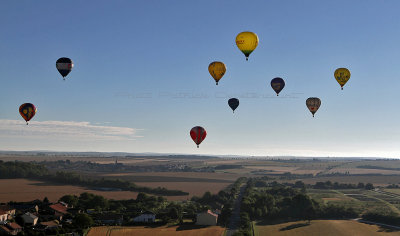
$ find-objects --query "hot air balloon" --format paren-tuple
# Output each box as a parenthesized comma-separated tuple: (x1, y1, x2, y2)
(56, 57, 74, 80)
(306, 97, 321, 117)
(19, 103, 37, 125)
(190, 126, 207, 148)
(334, 68, 351, 90)
(208, 62, 226, 85)
(228, 98, 239, 113)
(236, 32, 259, 61)
(271, 77, 285, 96)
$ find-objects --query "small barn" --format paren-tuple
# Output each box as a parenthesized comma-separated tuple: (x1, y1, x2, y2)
(133, 211, 156, 223)
(196, 210, 218, 226)
(21, 212, 39, 226)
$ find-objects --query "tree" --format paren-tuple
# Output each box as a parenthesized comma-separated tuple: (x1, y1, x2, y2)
(43, 197, 49, 204)
(168, 207, 179, 220)
(294, 181, 305, 188)
(60, 195, 78, 207)
(136, 192, 148, 202)
(73, 213, 93, 228)
(365, 183, 374, 190)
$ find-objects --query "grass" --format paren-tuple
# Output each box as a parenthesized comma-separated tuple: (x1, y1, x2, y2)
(87, 225, 225, 236)
(256, 220, 400, 236)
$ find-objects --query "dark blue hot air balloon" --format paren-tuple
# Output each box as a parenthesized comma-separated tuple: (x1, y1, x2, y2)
(56, 57, 74, 80)
(228, 98, 239, 113)
(270, 77, 285, 96)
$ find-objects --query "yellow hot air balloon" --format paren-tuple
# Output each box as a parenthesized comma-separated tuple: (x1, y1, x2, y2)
(334, 68, 351, 90)
(236, 31, 259, 61)
(208, 61, 226, 85)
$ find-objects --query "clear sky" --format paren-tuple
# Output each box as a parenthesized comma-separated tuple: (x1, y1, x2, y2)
(1, 0, 400, 157)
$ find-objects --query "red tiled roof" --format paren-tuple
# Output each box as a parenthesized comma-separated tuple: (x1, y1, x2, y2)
(49, 203, 68, 214)
(41, 220, 59, 227)
(7, 222, 22, 230)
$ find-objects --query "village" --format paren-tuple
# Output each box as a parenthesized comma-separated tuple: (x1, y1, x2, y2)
(0, 191, 224, 236)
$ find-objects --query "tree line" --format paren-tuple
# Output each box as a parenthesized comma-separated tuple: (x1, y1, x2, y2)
(235, 178, 358, 236)
(0, 160, 188, 196)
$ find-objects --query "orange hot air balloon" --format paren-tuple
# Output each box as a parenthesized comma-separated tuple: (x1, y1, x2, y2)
(208, 61, 226, 85)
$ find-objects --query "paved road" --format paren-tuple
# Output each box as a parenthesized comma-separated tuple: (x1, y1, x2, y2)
(226, 184, 247, 236)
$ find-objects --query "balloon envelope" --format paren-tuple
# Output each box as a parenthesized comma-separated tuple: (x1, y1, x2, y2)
(56, 57, 74, 79)
(334, 68, 351, 90)
(208, 62, 226, 85)
(271, 77, 285, 96)
(190, 126, 207, 148)
(228, 98, 239, 113)
(19, 103, 37, 124)
(306, 97, 321, 117)
(236, 32, 259, 60)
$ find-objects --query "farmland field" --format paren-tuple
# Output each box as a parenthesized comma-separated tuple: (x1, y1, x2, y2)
(307, 189, 400, 215)
(3, 154, 400, 205)
(0, 179, 231, 202)
(255, 220, 400, 236)
(299, 176, 400, 186)
(87, 225, 225, 236)
(0, 179, 139, 202)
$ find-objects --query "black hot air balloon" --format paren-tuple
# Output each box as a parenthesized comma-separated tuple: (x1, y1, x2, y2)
(228, 98, 239, 113)
(56, 57, 74, 80)
(271, 77, 285, 96)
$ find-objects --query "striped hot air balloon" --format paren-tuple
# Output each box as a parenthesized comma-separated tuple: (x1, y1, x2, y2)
(190, 126, 207, 148)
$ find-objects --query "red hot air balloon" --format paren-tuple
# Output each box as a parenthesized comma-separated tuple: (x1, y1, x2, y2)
(190, 126, 207, 148)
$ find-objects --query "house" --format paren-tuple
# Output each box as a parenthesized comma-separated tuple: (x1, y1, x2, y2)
(0, 206, 16, 220)
(196, 210, 218, 226)
(133, 211, 155, 223)
(95, 213, 123, 225)
(21, 212, 39, 226)
(0, 210, 8, 223)
(0, 222, 22, 235)
(49, 202, 68, 218)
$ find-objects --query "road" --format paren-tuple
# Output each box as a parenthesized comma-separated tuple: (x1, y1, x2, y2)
(226, 184, 247, 236)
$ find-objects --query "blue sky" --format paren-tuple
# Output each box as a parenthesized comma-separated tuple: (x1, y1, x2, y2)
(1, 0, 400, 157)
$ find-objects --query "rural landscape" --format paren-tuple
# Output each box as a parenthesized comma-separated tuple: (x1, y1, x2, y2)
(1, 152, 400, 235)
(3, 1, 400, 235)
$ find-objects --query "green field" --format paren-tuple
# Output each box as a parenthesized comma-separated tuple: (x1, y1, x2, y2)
(308, 188, 400, 215)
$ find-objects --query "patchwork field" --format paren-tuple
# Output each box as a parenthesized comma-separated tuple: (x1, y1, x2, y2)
(255, 220, 400, 236)
(87, 225, 225, 236)
(307, 188, 400, 215)
(300, 176, 400, 186)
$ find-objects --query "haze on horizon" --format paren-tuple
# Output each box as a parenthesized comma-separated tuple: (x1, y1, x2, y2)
(1, 1, 400, 158)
